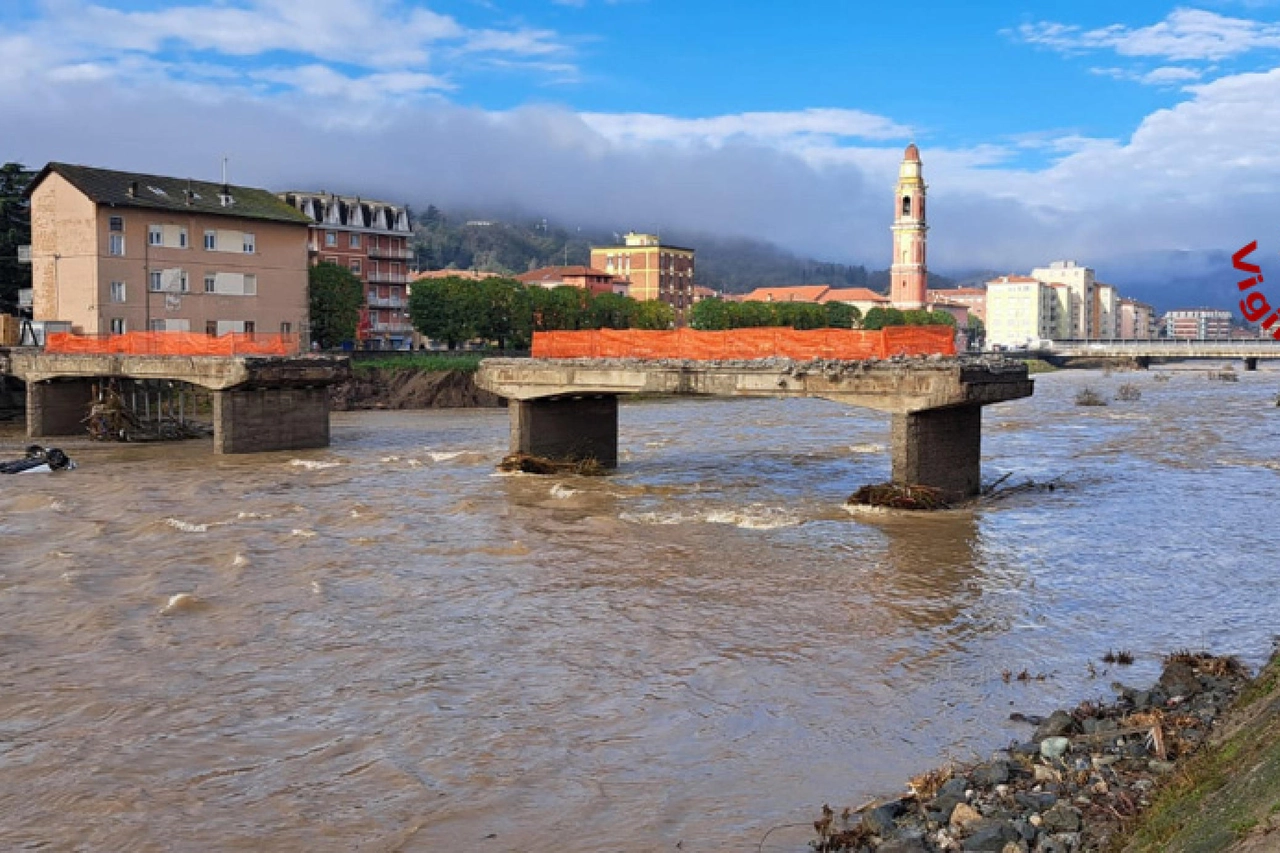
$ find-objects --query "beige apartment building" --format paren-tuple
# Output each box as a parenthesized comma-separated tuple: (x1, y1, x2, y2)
(1092, 282, 1119, 339)
(27, 163, 310, 341)
(590, 232, 695, 317)
(985, 275, 1059, 348)
(1030, 260, 1095, 339)
(1117, 297, 1156, 340)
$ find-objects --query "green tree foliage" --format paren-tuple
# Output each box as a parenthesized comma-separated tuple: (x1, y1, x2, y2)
(689, 298, 863, 331)
(967, 314, 985, 339)
(0, 162, 34, 315)
(633, 300, 676, 330)
(530, 286, 590, 332)
(473, 276, 531, 349)
(308, 262, 364, 349)
(408, 275, 482, 349)
(583, 291, 637, 330)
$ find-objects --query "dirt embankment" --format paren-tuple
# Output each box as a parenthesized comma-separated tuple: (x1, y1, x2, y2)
(329, 368, 504, 411)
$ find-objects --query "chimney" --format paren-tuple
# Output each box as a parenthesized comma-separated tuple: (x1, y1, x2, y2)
(128, 181, 138, 198)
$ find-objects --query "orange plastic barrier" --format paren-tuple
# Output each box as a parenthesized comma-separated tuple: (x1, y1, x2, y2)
(45, 331, 299, 357)
(532, 326, 956, 360)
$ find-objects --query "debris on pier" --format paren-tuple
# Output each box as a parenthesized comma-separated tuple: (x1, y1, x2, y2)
(498, 452, 606, 476)
(847, 483, 950, 510)
(84, 379, 211, 442)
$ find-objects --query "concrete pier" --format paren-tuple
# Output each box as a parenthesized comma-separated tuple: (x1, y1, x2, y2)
(214, 386, 332, 454)
(510, 395, 618, 466)
(478, 356, 1033, 499)
(26, 378, 95, 437)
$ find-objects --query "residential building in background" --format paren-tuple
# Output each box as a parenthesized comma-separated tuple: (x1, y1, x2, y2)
(889, 143, 927, 310)
(1118, 297, 1156, 340)
(927, 287, 986, 322)
(740, 285, 832, 304)
(1164, 308, 1232, 339)
(820, 287, 890, 315)
(516, 265, 621, 295)
(1030, 260, 1095, 339)
(1092, 282, 1119, 339)
(280, 191, 413, 350)
(985, 275, 1059, 348)
(590, 232, 695, 317)
(26, 162, 310, 341)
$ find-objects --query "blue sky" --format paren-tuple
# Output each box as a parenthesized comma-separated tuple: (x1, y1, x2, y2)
(3, 0, 1279, 292)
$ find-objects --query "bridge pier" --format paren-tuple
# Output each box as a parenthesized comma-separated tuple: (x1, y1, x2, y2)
(891, 405, 982, 499)
(1244, 357, 1259, 372)
(26, 378, 95, 437)
(213, 386, 331, 454)
(509, 395, 618, 466)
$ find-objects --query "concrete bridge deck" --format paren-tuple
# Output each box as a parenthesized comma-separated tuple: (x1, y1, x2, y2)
(0, 348, 350, 453)
(1031, 339, 1280, 368)
(478, 356, 1033, 499)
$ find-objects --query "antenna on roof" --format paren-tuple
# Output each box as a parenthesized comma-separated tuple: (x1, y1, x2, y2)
(221, 155, 228, 186)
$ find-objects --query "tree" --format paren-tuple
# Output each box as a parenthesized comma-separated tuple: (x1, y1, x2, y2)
(689, 297, 732, 330)
(408, 275, 481, 349)
(474, 276, 531, 349)
(0, 162, 34, 315)
(583, 291, 637, 330)
(308, 262, 364, 349)
(633, 299, 675, 330)
(530, 285, 590, 331)
(824, 301, 861, 329)
(967, 314, 985, 340)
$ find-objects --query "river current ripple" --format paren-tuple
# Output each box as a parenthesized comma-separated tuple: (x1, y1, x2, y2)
(1, 367, 1277, 851)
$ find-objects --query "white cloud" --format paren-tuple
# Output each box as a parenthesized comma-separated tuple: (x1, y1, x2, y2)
(579, 108, 912, 148)
(1017, 8, 1280, 62)
(1092, 64, 1205, 85)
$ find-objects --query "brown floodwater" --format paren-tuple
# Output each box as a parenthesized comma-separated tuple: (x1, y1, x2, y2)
(1, 366, 1277, 851)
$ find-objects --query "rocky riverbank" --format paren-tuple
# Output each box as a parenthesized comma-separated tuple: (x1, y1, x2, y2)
(329, 368, 504, 411)
(813, 649, 1278, 852)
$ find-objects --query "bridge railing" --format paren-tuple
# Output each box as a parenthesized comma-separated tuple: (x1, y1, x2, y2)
(532, 326, 956, 360)
(45, 332, 300, 357)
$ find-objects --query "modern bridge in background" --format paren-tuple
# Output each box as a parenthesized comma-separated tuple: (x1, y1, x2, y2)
(1025, 339, 1280, 370)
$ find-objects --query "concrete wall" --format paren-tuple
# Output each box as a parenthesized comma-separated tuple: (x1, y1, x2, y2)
(891, 405, 982, 498)
(213, 386, 330, 453)
(27, 378, 95, 437)
(510, 396, 618, 466)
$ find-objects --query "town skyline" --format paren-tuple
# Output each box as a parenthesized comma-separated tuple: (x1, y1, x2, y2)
(3, 1, 1276, 306)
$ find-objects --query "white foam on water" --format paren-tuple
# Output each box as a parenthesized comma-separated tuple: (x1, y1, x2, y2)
(380, 455, 400, 463)
(848, 443, 886, 454)
(428, 451, 465, 462)
(705, 506, 801, 530)
(291, 529, 317, 538)
(165, 517, 218, 533)
(619, 511, 696, 526)
(550, 484, 579, 499)
(405, 458, 423, 467)
(231, 553, 249, 567)
(289, 459, 341, 470)
(161, 592, 199, 614)
(236, 512, 271, 520)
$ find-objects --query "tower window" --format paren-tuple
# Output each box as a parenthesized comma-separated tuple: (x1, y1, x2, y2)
(902, 196, 911, 217)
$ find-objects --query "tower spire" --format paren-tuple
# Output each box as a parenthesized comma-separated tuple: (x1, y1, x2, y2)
(890, 143, 927, 310)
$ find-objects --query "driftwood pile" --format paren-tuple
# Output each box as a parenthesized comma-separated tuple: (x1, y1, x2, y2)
(84, 380, 211, 442)
(498, 452, 606, 476)
(847, 483, 950, 510)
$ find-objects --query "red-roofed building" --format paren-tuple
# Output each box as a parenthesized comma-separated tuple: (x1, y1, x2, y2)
(819, 287, 891, 315)
(927, 287, 987, 322)
(740, 285, 831, 303)
(517, 265, 621, 295)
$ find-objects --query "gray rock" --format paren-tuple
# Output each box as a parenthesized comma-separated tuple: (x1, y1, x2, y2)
(962, 819, 1020, 851)
(1040, 737, 1071, 760)
(1013, 817, 1039, 843)
(863, 800, 906, 835)
(940, 777, 971, 798)
(879, 838, 929, 853)
(972, 760, 1012, 786)
(1041, 803, 1082, 834)
(1036, 837, 1071, 853)
(1033, 710, 1078, 740)
(1015, 791, 1058, 812)
(929, 794, 964, 822)
(1158, 661, 1202, 698)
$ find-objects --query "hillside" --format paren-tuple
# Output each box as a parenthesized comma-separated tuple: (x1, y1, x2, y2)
(408, 206, 957, 295)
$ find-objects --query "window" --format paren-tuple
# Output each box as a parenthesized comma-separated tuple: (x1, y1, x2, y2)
(109, 234, 125, 256)
(280, 322, 292, 335)
(109, 216, 123, 232)
(205, 273, 216, 293)
(349, 233, 361, 248)
(204, 230, 216, 250)
(325, 231, 336, 247)
(350, 259, 362, 274)
(243, 233, 255, 254)
(149, 319, 166, 331)
(179, 270, 189, 293)
(243, 274, 257, 296)
(110, 281, 126, 303)
(244, 320, 256, 336)
(178, 227, 188, 249)
(206, 320, 217, 336)
(150, 271, 162, 291)
(149, 225, 163, 246)
(902, 196, 911, 217)
(110, 318, 126, 334)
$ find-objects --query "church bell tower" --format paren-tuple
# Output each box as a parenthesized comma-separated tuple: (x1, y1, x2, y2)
(890, 143, 927, 310)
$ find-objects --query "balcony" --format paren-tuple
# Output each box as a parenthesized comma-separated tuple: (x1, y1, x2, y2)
(370, 320, 414, 333)
(367, 271, 407, 284)
(367, 297, 406, 309)
(367, 245, 414, 261)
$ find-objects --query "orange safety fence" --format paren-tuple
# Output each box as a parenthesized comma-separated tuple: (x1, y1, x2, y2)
(45, 331, 299, 357)
(532, 326, 955, 361)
